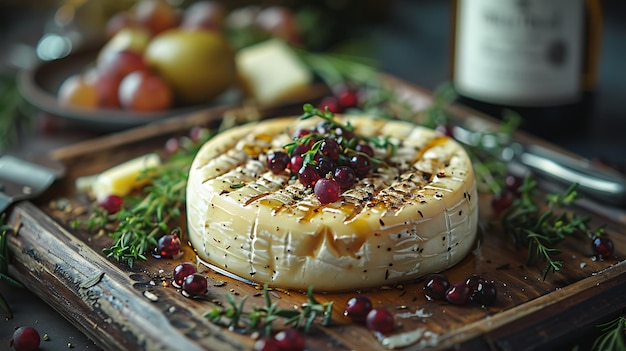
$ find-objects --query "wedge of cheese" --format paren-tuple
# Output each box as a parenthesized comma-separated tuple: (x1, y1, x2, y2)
(186, 116, 478, 291)
(91, 153, 161, 201)
(235, 39, 312, 105)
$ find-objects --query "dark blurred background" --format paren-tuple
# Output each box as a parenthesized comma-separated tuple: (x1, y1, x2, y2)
(1, 0, 625, 165)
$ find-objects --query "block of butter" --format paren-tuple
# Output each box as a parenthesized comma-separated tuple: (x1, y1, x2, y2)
(235, 39, 313, 105)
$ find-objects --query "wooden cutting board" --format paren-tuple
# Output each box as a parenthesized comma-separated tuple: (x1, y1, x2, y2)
(5, 77, 626, 351)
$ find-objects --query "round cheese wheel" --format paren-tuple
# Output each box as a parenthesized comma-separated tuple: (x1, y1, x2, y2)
(186, 115, 478, 291)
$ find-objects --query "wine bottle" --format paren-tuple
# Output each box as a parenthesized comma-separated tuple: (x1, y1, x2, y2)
(450, 0, 602, 137)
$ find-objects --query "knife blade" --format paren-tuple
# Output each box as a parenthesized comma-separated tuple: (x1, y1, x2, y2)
(451, 125, 626, 207)
(0, 155, 63, 213)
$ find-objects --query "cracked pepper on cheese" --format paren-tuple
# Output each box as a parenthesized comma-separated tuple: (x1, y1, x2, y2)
(186, 115, 478, 291)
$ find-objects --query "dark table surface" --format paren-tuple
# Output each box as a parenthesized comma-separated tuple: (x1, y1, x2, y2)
(1, 1, 625, 350)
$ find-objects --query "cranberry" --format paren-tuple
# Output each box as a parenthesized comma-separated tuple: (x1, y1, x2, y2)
(491, 191, 514, 217)
(445, 282, 472, 305)
(298, 164, 320, 187)
(473, 280, 497, 306)
(355, 143, 374, 157)
(291, 141, 313, 157)
(10, 326, 40, 351)
(424, 274, 450, 301)
(464, 274, 485, 295)
(504, 175, 523, 195)
(592, 236, 614, 259)
(154, 233, 182, 258)
(316, 156, 337, 178)
(164, 137, 181, 154)
(334, 127, 355, 142)
(267, 151, 291, 174)
(98, 194, 123, 214)
(336, 87, 359, 108)
(293, 128, 311, 139)
(344, 295, 373, 323)
(334, 166, 356, 189)
(253, 337, 281, 351)
(365, 308, 395, 333)
(435, 124, 453, 137)
(314, 178, 340, 204)
(189, 126, 207, 142)
(182, 273, 208, 297)
(289, 155, 304, 173)
(320, 137, 340, 160)
(349, 155, 371, 178)
(274, 328, 305, 351)
(172, 262, 197, 288)
(319, 96, 343, 113)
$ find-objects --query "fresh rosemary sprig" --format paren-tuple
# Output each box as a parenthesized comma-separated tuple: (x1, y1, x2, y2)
(593, 313, 626, 351)
(75, 131, 213, 267)
(205, 285, 333, 336)
(501, 177, 604, 279)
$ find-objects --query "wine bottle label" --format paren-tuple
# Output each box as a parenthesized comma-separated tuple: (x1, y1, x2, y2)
(454, 0, 584, 107)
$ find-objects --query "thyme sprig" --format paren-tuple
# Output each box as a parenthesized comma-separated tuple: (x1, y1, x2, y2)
(501, 177, 604, 279)
(593, 313, 626, 351)
(205, 285, 333, 336)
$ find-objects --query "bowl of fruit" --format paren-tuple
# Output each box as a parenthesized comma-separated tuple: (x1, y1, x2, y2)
(18, 0, 242, 130)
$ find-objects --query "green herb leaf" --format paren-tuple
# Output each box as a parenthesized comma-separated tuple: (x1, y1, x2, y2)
(593, 314, 626, 351)
(205, 285, 333, 335)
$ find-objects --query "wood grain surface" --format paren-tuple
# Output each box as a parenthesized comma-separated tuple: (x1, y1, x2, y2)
(4, 77, 625, 351)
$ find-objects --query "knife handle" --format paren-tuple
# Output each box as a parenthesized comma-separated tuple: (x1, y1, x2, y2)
(519, 144, 626, 207)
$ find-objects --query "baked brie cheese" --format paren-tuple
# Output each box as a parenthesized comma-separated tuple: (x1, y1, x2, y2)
(186, 115, 478, 291)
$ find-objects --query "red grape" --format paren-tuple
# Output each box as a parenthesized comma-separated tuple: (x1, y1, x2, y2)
(118, 70, 173, 112)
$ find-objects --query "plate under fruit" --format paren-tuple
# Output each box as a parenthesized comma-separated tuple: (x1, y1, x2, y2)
(17, 47, 241, 132)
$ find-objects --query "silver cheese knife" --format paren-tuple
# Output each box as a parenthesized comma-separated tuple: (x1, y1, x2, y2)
(451, 125, 626, 207)
(0, 155, 64, 213)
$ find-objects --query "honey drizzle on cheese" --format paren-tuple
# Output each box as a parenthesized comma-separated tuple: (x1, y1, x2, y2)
(205, 127, 460, 226)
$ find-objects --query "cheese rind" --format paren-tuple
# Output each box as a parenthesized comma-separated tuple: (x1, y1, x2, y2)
(186, 116, 478, 291)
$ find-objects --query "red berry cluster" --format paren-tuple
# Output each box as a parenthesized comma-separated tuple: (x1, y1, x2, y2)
(318, 85, 360, 114)
(490, 175, 523, 217)
(253, 328, 306, 351)
(424, 273, 497, 306)
(267, 120, 377, 204)
(172, 262, 208, 298)
(343, 295, 396, 334)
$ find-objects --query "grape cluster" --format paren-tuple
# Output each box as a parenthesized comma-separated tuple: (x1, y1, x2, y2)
(267, 120, 378, 204)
